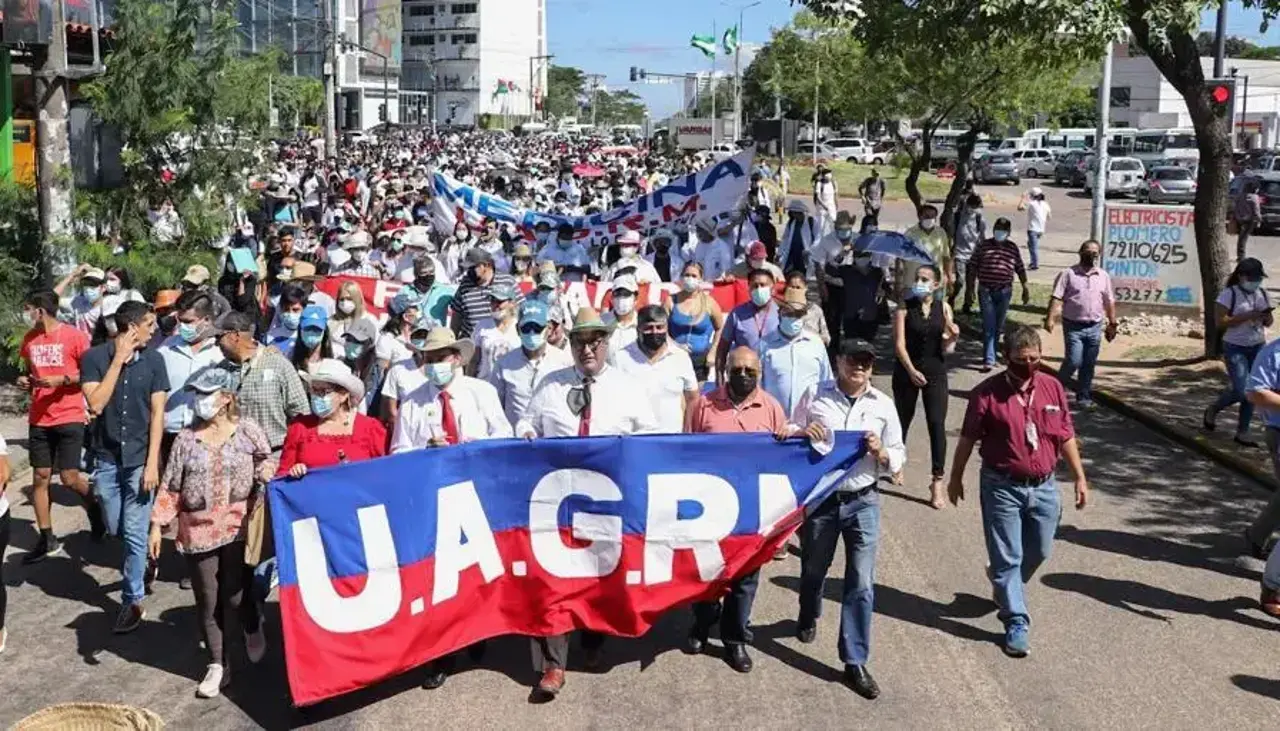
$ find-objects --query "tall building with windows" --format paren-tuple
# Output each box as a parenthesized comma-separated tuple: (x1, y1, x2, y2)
(400, 0, 547, 127)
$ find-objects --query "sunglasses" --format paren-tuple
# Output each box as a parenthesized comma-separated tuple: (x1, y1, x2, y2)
(518, 322, 545, 335)
(571, 336, 608, 350)
(729, 367, 759, 377)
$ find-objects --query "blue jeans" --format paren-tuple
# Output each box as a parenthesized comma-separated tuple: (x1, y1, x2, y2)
(798, 489, 880, 666)
(93, 462, 154, 606)
(1211, 342, 1262, 435)
(1027, 231, 1041, 268)
(979, 286, 1013, 366)
(1059, 320, 1103, 402)
(979, 469, 1061, 626)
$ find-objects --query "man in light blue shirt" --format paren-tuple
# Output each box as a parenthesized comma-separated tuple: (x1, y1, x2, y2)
(761, 286, 832, 419)
(158, 292, 225, 438)
(1245, 337, 1280, 575)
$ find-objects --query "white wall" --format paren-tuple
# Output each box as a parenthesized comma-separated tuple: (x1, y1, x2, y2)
(478, 0, 542, 117)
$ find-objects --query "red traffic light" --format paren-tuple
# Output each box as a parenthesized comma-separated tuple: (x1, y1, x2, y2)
(1212, 85, 1231, 103)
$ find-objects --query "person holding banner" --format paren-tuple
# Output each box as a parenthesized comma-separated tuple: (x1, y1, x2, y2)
(667, 262, 725, 384)
(612, 306, 699, 434)
(716, 268, 781, 385)
(516, 306, 659, 701)
(788, 337, 904, 700)
(278, 359, 387, 480)
(491, 300, 573, 426)
(438, 222, 476, 283)
(762, 286, 834, 420)
(686, 346, 789, 673)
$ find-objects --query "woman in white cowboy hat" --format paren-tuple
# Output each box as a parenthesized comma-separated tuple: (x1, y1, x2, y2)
(277, 359, 387, 479)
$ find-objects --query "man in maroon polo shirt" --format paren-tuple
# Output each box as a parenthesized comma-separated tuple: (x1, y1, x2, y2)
(947, 324, 1089, 658)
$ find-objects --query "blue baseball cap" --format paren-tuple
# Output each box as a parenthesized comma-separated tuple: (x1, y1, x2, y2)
(518, 299, 550, 327)
(389, 289, 422, 316)
(489, 284, 518, 302)
(300, 304, 328, 331)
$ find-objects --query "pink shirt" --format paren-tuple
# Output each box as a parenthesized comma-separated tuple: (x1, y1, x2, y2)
(1051, 265, 1113, 324)
(689, 386, 787, 434)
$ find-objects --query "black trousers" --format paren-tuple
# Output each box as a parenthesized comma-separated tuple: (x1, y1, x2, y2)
(891, 362, 950, 477)
(822, 286, 844, 349)
(531, 631, 605, 672)
(187, 541, 248, 670)
(691, 569, 760, 646)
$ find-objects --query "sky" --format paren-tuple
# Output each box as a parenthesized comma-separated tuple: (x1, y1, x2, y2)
(547, 0, 1280, 120)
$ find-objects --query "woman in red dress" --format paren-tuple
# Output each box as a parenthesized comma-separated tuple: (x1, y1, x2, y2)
(277, 359, 387, 479)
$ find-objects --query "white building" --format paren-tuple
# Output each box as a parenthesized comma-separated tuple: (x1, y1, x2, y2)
(1111, 42, 1280, 149)
(400, 0, 548, 127)
(335, 0, 404, 131)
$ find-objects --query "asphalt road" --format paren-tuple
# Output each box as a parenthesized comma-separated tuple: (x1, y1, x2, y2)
(1, 334, 1278, 729)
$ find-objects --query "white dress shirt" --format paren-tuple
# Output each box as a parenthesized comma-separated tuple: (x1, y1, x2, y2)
(474, 319, 520, 381)
(380, 357, 426, 403)
(760, 330, 834, 420)
(691, 238, 734, 281)
(792, 381, 906, 492)
(516, 363, 659, 438)
(603, 312, 639, 359)
(489, 344, 573, 426)
(611, 341, 698, 434)
(390, 374, 512, 453)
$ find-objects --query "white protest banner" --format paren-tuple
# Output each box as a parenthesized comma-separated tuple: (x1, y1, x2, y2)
(430, 150, 755, 243)
(1102, 204, 1202, 311)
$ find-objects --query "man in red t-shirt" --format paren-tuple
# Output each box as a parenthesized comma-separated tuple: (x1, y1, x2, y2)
(19, 290, 105, 563)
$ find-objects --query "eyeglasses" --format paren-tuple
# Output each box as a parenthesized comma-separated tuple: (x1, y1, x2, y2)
(518, 323, 545, 335)
(571, 336, 608, 350)
(728, 367, 759, 377)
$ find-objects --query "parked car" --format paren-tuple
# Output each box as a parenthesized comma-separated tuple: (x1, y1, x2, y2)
(1083, 156, 1146, 197)
(1230, 171, 1280, 232)
(974, 152, 1020, 185)
(797, 141, 839, 160)
(1053, 150, 1090, 187)
(1012, 149, 1056, 178)
(1137, 165, 1197, 204)
(825, 137, 885, 165)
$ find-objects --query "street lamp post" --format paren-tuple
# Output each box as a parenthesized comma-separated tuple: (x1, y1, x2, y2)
(722, 0, 761, 143)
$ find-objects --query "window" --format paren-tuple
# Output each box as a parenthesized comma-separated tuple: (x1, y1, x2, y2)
(409, 5, 433, 15)
(450, 2, 477, 12)
(409, 35, 434, 45)
(1133, 134, 1163, 154)
(451, 33, 476, 44)
(1111, 159, 1143, 172)
(1155, 168, 1192, 181)
(1110, 86, 1131, 109)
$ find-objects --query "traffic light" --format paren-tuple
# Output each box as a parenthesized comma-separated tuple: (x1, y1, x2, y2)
(639, 68, 647, 81)
(630, 66, 638, 82)
(1207, 78, 1236, 124)
(378, 103, 387, 122)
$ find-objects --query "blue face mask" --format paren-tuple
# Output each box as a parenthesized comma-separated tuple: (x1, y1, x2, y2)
(750, 286, 772, 307)
(83, 287, 102, 304)
(301, 330, 324, 349)
(520, 331, 545, 351)
(779, 316, 803, 338)
(344, 341, 365, 361)
(836, 229, 854, 241)
(1241, 279, 1261, 293)
(426, 361, 455, 387)
(280, 312, 302, 330)
(178, 322, 202, 344)
(310, 393, 335, 418)
(911, 282, 934, 299)
(993, 231, 1009, 242)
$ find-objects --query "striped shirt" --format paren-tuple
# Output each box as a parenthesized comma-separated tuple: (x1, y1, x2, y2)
(450, 272, 516, 338)
(971, 238, 1026, 290)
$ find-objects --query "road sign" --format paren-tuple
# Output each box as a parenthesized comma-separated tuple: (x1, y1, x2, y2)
(1101, 203, 1202, 315)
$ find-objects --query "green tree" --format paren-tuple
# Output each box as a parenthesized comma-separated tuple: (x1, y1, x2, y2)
(545, 65, 586, 119)
(593, 89, 647, 126)
(741, 11, 867, 125)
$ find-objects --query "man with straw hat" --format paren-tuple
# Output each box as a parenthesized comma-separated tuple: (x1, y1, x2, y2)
(515, 306, 658, 702)
(388, 326, 510, 691)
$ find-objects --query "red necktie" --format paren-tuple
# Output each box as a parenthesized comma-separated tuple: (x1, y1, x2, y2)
(438, 390, 459, 445)
(577, 377, 594, 436)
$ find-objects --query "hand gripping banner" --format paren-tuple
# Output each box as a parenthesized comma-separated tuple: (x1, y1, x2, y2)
(269, 432, 865, 705)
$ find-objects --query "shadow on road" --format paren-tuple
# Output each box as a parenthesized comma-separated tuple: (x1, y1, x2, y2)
(1055, 525, 1260, 582)
(1230, 673, 1280, 700)
(1040, 572, 1278, 631)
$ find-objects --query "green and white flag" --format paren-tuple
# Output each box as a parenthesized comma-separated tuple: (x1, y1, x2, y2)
(690, 33, 717, 58)
(722, 25, 739, 54)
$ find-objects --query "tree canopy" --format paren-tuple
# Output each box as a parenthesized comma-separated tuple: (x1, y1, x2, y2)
(545, 65, 646, 125)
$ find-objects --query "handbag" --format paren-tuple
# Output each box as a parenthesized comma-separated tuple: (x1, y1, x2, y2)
(1226, 216, 1239, 235)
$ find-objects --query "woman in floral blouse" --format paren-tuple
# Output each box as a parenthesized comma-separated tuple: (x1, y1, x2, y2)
(150, 367, 271, 700)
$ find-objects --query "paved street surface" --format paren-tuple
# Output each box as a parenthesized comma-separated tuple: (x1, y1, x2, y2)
(2, 334, 1279, 729)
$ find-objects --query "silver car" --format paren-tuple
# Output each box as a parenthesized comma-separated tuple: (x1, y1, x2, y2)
(1137, 166, 1196, 204)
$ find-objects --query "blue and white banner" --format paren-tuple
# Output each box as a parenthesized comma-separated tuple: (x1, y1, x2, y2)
(269, 432, 864, 704)
(430, 150, 755, 243)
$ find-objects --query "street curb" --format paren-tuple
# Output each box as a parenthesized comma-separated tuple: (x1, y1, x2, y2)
(956, 320, 1278, 493)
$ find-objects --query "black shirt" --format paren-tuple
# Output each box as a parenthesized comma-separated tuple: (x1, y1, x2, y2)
(81, 342, 169, 468)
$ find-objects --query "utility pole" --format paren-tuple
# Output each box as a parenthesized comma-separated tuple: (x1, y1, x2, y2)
(529, 54, 553, 122)
(812, 58, 819, 165)
(1090, 42, 1113, 242)
(727, 1, 760, 144)
(772, 58, 781, 120)
(322, 0, 337, 157)
(1213, 0, 1228, 78)
(36, 0, 73, 245)
(586, 73, 605, 129)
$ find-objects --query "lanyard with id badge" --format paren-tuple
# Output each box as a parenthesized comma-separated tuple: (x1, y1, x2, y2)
(1014, 386, 1039, 453)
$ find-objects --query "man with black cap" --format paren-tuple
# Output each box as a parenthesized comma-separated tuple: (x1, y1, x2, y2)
(785, 337, 905, 700)
(450, 247, 516, 340)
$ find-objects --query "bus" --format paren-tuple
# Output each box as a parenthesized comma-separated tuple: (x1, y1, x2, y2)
(12, 119, 34, 185)
(1130, 128, 1198, 165)
(997, 127, 1137, 154)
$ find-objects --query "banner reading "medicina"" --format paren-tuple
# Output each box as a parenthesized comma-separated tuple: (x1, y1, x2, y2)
(268, 432, 864, 705)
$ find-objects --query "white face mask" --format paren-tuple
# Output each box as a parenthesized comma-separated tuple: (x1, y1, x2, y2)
(105, 278, 122, 294)
(920, 218, 937, 231)
(337, 299, 356, 315)
(194, 392, 223, 421)
(613, 295, 635, 316)
(619, 246, 638, 259)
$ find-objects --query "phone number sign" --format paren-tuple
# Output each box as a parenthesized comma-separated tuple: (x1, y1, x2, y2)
(1102, 204, 1202, 311)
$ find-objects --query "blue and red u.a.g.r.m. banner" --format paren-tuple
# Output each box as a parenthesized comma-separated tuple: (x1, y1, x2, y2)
(268, 432, 865, 705)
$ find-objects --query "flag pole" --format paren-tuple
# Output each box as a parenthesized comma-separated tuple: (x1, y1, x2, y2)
(711, 19, 717, 150)
(734, 12, 742, 143)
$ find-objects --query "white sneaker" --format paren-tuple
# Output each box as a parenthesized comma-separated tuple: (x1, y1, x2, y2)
(0, 627, 7, 654)
(245, 628, 266, 664)
(196, 663, 225, 699)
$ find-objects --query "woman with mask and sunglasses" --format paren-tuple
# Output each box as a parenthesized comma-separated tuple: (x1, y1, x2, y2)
(150, 368, 271, 699)
(666, 262, 726, 383)
(1204, 257, 1273, 447)
(278, 359, 387, 480)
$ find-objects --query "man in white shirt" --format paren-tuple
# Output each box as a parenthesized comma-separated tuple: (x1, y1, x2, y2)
(379, 324, 430, 430)
(603, 274, 640, 358)
(474, 285, 520, 380)
(604, 230, 661, 284)
(611, 306, 698, 433)
(690, 218, 734, 283)
(761, 287, 834, 419)
(786, 337, 905, 702)
(515, 306, 658, 701)
(537, 223, 593, 280)
(390, 327, 511, 692)
(490, 299, 572, 426)
(1019, 187, 1052, 271)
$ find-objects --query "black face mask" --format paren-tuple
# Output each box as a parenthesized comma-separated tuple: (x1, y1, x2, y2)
(415, 276, 435, 291)
(1080, 253, 1098, 268)
(157, 313, 177, 334)
(639, 332, 666, 354)
(728, 372, 758, 400)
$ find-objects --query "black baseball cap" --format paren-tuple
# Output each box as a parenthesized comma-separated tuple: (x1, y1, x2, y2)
(836, 338, 876, 359)
(1239, 257, 1268, 279)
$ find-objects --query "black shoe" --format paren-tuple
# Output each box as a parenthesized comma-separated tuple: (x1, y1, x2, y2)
(1244, 528, 1268, 560)
(725, 644, 753, 673)
(179, 576, 193, 591)
(144, 558, 158, 596)
(796, 624, 816, 644)
(85, 500, 106, 543)
(22, 534, 63, 565)
(467, 641, 487, 663)
(685, 629, 707, 655)
(1202, 406, 1216, 432)
(421, 666, 447, 690)
(844, 665, 880, 700)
